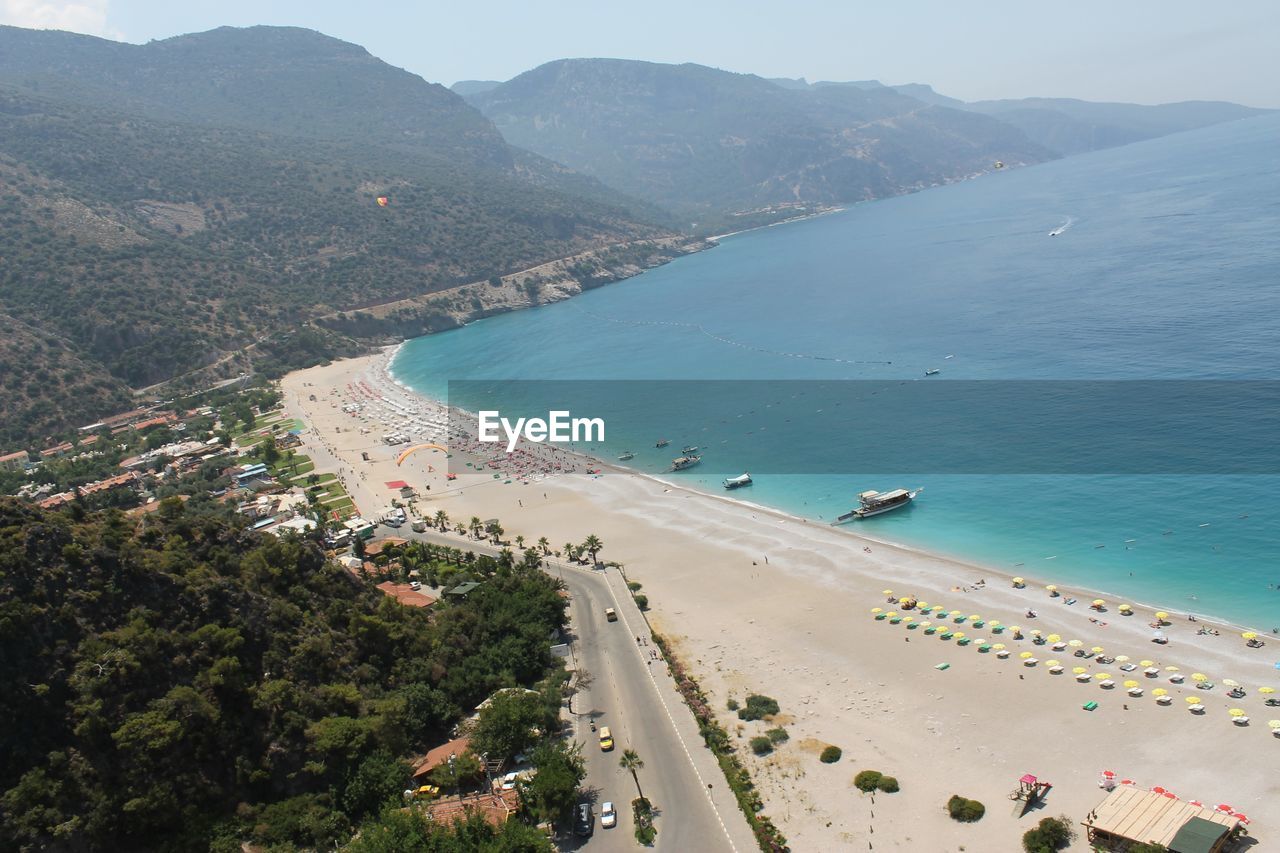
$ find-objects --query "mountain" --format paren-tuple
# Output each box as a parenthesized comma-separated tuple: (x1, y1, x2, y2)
(0, 27, 683, 445)
(465, 59, 1051, 224)
(963, 97, 1270, 156)
(451, 79, 503, 97)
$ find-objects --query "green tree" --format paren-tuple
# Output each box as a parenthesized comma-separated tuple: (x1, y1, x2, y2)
(469, 690, 548, 762)
(523, 740, 585, 824)
(582, 534, 603, 564)
(342, 751, 409, 822)
(619, 748, 645, 800)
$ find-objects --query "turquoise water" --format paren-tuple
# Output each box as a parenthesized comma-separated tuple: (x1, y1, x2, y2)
(393, 113, 1280, 630)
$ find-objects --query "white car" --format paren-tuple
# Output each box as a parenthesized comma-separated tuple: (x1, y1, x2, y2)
(501, 772, 519, 790)
(600, 801, 617, 828)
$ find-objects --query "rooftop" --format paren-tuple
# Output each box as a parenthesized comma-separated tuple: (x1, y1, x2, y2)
(1084, 787, 1238, 851)
(375, 581, 436, 608)
(412, 735, 471, 779)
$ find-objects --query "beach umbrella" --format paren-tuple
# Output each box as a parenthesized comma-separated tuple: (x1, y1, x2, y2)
(883, 589, 894, 596)
(1185, 696, 1201, 705)
(1233, 814, 1251, 825)
(1267, 720, 1280, 729)
(917, 601, 930, 610)
(969, 614, 981, 622)
(871, 607, 883, 614)
(1046, 584, 1058, 593)
(1092, 599, 1106, 607)
(1030, 629, 1043, 636)
(1092, 647, 1105, 654)
(1215, 804, 1234, 813)
(898, 596, 912, 605)
(1101, 770, 1116, 778)
(1118, 604, 1132, 612)
(919, 621, 931, 628)
(1020, 651, 1034, 659)
(1095, 672, 1112, 681)
(1242, 632, 1258, 640)
(1073, 666, 1088, 674)
(1045, 659, 1060, 667)
(1228, 708, 1246, 717)
(1221, 679, 1239, 688)
(952, 632, 965, 640)
(1114, 655, 1130, 663)
(1124, 680, 1140, 688)
(1165, 665, 1180, 672)
(1009, 625, 1022, 634)
(1140, 660, 1155, 667)
(1152, 688, 1168, 697)
(1188, 799, 1203, 806)
(992, 643, 1006, 651)
(1012, 577, 1024, 585)
(1191, 673, 1208, 682)
(1259, 687, 1276, 695)
(1047, 634, 1062, 643)
(1068, 639, 1084, 648)
(931, 604, 946, 612)
(1155, 611, 1169, 621)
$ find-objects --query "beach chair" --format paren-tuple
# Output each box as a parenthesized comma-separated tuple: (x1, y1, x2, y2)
(1082, 702, 1098, 711)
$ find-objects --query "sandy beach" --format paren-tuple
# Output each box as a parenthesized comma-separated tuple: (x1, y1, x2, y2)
(281, 350, 1279, 851)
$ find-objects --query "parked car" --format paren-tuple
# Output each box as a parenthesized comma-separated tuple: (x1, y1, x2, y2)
(500, 772, 519, 790)
(574, 802, 594, 837)
(601, 801, 617, 828)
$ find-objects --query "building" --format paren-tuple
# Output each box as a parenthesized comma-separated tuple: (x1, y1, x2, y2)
(375, 581, 436, 608)
(1082, 787, 1242, 853)
(445, 581, 481, 600)
(0, 450, 29, 472)
(416, 789, 520, 829)
(234, 463, 272, 488)
(411, 736, 472, 783)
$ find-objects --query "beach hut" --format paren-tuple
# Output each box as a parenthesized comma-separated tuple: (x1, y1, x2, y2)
(1081, 786, 1241, 852)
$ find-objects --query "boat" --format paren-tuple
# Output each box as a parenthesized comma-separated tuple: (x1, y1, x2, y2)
(655, 439, 670, 448)
(833, 488, 920, 523)
(682, 445, 699, 454)
(924, 368, 940, 376)
(723, 472, 752, 490)
(670, 455, 701, 471)
(617, 451, 635, 461)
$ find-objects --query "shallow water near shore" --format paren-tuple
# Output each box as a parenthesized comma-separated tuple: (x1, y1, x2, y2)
(394, 113, 1280, 631)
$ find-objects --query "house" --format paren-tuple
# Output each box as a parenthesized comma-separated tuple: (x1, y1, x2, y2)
(445, 581, 481, 600)
(41, 435, 100, 458)
(268, 516, 317, 536)
(38, 472, 141, 508)
(411, 736, 472, 783)
(0, 450, 29, 472)
(375, 581, 436, 608)
(234, 463, 272, 488)
(1081, 787, 1241, 853)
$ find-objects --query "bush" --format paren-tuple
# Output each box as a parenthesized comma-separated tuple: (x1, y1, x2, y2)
(726, 698, 740, 711)
(737, 694, 780, 721)
(750, 736, 773, 755)
(947, 795, 985, 822)
(819, 745, 843, 764)
(633, 797, 655, 844)
(765, 727, 789, 744)
(1022, 815, 1075, 852)
(853, 770, 882, 791)
(876, 776, 899, 793)
(627, 581, 642, 591)
(633, 593, 648, 610)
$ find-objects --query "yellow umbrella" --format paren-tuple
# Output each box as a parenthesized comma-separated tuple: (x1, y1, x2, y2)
(1020, 651, 1034, 659)
(1073, 666, 1088, 675)
(1123, 680, 1140, 688)
(1228, 708, 1246, 717)
(992, 643, 1006, 651)
(988, 620, 1002, 628)
(882, 589, 894, 596)
(949, 609, 962, 616)
(1152, 688, 1169, 697)
(1222, 679, 1239, 688)
(871, 607, 884, 614)
(1114, 655, 1130, 663)
(969, 614, 982, 622)
(1009, 625, 1022, 634)
(1092, 599, 1106, 606)
(1013, 577, 1025, 585)
(1165, 665, 1180, 672)
(1242, 632, 1258, 640)
(1140, 660, 1155, 667)
(1268, 720, 1280, 729)
(1068, 639, 1084, 648)
(917, 601, 930, 610)
(1047, 634, 1062, 643)
(1155, 611, 1169, 621)
(918, 621, 932, 628)
(1259, 687, 1276, 695)
(1092, 647, 1105, 654)
(1030, 629, 1043, 636)
(1185, 696, 1201, 705)
(953, 632, 966, 639)
(1118, 603, 1132, 611)
(898, 596, 913, 605)
(1191, 673, 1208, 682)
(1095, 672, 1112, 680)
(1045, 660, 1061, 667)
(1045, 584, 1058, 592)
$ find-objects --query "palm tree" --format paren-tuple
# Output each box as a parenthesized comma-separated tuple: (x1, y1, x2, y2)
(434, 510, 448, 531)
(537, 536, 550, 555)
(515, 535, 525, 550)
(582, 534, 603, 565)
(563, 543, 577, 563)
(619, 749, 645, 800)
(469, 516, 482, 539)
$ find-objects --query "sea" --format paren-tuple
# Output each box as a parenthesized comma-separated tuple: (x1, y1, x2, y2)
(392, 112, 1280, 631)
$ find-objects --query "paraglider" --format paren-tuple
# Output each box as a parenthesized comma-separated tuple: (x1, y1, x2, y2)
(376, 196, 389, 207)
(395, 443, 448, 466)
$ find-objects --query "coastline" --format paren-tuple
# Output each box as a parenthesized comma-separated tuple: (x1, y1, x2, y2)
(281, 349, 1278, 851)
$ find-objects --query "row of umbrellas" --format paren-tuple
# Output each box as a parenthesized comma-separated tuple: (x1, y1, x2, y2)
(1098, 773, 1251, 825)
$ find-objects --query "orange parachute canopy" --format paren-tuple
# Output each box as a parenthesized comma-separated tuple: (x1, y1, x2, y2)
(395, 443, 447, 466)
(376, 196, 389, 207)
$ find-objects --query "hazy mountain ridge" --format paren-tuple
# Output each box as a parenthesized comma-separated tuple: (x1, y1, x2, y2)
(0, 28, 678, 444)
(464, 59, 1051, 224)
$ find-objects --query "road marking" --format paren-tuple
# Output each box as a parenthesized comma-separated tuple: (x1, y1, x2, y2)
(598, 567, 739, 853)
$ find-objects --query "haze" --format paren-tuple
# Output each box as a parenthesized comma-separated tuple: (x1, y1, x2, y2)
(2, 0, 1277, 107)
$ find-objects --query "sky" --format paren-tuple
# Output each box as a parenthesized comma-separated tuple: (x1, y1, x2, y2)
(2, 0, 1277, 107)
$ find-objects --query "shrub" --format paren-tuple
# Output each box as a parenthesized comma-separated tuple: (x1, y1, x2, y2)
(750, 736, 773, 755)
(765, 727, 789, 744)
(627, 581, 643, 592)
(633, 797, 655, 844)
(853, 770, 882, 791)
(726, 698, 740, 711)
(819, 745, 843, 764)
(947, 795, 985, 822)
(633, 593, 649, 610)
(1022, 815, 1075, 852)
(737, 694, 780, 721)
(876, 776, 899, 793)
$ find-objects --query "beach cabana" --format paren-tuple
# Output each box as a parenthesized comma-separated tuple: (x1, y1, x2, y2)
(1081, 787, 1240, 852)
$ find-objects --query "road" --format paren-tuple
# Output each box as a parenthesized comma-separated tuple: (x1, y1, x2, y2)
(405, 529, 754, 852)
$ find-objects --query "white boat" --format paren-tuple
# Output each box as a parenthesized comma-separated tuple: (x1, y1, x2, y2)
(723, 472, 752, 490)
(834, 488, 920, 522)
(924, 368, 940, 376)
(682, 445, 699, 454)
(617, 451, 635, 461)
(670, 455, 701, 471)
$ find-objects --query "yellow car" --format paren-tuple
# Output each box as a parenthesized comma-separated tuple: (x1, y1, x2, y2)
(598, 726, 614, 751)
(414, 784, 440, 799)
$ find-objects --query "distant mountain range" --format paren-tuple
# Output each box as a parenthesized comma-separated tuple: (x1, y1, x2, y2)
(461, 62, 1268, 223)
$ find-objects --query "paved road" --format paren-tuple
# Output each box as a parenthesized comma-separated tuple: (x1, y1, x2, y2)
(405, 528, 752, 852)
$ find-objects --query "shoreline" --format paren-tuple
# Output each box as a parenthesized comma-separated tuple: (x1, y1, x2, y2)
(282, 348, 1279, 851)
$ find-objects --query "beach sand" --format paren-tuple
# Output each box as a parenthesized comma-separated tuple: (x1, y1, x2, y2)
(281, 351, 1279, 851)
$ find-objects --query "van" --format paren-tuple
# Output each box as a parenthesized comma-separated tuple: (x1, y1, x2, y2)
(605, 607, 617, 622)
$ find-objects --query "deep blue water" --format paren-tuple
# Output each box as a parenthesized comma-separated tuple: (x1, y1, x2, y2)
(393, 113, 1280, 629)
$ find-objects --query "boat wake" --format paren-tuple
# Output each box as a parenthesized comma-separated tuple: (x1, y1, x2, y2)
(1048, 216, 1075, 237)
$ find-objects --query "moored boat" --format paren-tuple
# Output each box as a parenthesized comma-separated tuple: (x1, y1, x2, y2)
(682, 445, 699, 454)
(834, 488, 920, 523)
(655, 439, 670, 448)
(670, 455, 701, 471)
(617, 451, 635, 461)
(723, 472, 752, 489)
